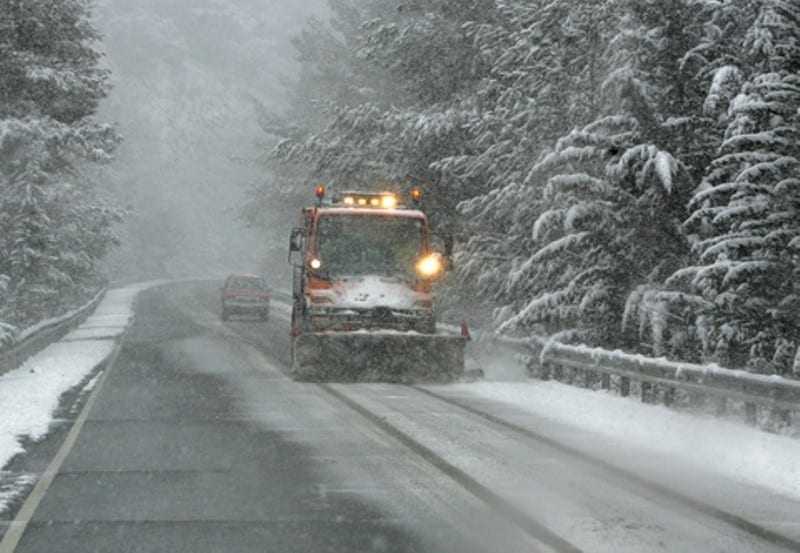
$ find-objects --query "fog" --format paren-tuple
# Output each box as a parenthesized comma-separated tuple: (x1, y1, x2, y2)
(94, 0, 326, 283)
(3, 3, 800, 551)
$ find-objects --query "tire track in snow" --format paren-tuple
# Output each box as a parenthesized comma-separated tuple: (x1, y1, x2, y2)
(317, 383, 584, 553)
(412, 386, 800, 553)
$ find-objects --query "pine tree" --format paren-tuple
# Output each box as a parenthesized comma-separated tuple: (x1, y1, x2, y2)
(671, 0, 800, 374)
(0, 0, 120, 329)
(250, 0, 800, 379)
(254, 0, 494, 235)
(454, 0, 619, 322)
(459, 0, 707, 346)
(0, 0, 108, 122)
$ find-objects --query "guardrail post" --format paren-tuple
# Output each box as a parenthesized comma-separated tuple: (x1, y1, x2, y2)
(768, 408, 791, 431)
(641, 381, 651, 403)
(780, 409, 791, 428)
(585, 369, 598, 389)
(540, 362, 552, 381)
(664, 386, 675, 407)
(715, 397, 727, 416)
(745, 403, 757, 426)
(620, 376, 630, 397)
(601, 373, 610, 391)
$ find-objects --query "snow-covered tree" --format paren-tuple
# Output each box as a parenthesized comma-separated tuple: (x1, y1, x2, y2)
(253, 0, 800, 377)
(667, 0, 800, 374)
(454, 0, 620, 319)
(244, 0, 393, 233)
(252, 0, 494, 236)
(0, 0, 120, 328)
(460, 0, 708, 346)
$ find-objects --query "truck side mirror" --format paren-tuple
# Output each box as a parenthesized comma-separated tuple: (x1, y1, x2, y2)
(290, 228, 304, 251)
(432, 233, 455, 269)
(288, 228, 304, 262)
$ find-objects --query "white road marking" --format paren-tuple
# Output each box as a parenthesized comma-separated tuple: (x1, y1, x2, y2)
(0, 342, 124, 553)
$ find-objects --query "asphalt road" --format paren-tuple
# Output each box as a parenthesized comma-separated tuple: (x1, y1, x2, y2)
(2, 282, 799, 553)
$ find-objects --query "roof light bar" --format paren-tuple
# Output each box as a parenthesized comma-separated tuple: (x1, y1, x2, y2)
(335, 191, 400, 209)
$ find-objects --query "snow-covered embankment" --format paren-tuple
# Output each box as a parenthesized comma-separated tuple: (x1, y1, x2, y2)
(0, 284, 148, 511)
(449, 381, 800, 502)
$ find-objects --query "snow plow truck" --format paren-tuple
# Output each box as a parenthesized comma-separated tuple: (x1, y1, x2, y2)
(288, 186, 466, 382)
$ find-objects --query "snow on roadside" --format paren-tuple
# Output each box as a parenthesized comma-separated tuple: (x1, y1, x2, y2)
(15, 288, 107, 343)
(0, 340, 115, 464)
(0, 283, 148, 513)
(450, 381, 800, 501)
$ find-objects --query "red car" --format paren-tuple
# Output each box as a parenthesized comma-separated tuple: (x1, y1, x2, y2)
(221, 274, 271, 321)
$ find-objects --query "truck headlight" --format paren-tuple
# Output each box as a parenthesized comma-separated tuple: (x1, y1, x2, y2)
(416, 254, 443, 278)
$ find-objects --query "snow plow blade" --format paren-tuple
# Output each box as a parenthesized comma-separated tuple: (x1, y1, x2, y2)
(291, 332, 466, 383)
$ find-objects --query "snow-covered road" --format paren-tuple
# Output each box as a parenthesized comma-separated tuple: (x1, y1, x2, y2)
(0, 280, 798, 553)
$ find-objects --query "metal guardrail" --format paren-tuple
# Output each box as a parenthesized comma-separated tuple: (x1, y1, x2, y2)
(490, 334, 800, 428)
(543, 342, 800, 409)
(0, 289, 106, 377)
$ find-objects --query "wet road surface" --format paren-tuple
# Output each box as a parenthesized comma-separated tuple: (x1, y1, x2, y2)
(2, 282, 799, 553)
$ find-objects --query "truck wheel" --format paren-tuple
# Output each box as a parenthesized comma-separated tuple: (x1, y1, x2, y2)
(291, 298, 312, 333)
(290, 337, 298, 373)
(291, 302, 301, 336)
(221, 308, 229, 321)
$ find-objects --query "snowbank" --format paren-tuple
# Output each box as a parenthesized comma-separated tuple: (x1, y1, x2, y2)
(61, 286, 141, 342)
(0, 283, 148, 512)
(0, 340, 116, 466)
(450, 381, 800, 501)
(16, 288, 106, 343)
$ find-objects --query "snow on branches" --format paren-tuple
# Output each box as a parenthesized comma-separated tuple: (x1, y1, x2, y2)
(0, 0, 120, 329)
(261, 0, 800, 375)
(663, 1, 800, 374)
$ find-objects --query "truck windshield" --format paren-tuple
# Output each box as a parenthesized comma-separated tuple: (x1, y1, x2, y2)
(317, 214, 423, 277)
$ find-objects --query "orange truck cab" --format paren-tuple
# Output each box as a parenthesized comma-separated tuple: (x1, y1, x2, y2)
(288, 188, 444, 337)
